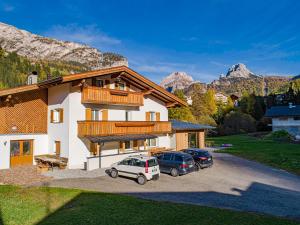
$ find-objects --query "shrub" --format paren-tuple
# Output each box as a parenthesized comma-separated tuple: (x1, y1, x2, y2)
(265, 130, 293, 142)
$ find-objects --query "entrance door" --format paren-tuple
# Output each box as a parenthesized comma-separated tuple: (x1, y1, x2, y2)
(10, 140, 33, 167)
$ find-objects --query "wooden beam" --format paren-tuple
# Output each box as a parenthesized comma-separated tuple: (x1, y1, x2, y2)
(166, 102, 177, 108)
(142, 89, 154, 95)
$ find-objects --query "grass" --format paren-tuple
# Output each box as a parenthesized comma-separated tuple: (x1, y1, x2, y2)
(208, 134, 300, 175)
(0, 185, 298, 225)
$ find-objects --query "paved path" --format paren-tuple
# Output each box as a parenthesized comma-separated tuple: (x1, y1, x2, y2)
(42, 153, 300, 220)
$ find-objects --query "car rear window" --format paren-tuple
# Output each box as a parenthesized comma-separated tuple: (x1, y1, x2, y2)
(147, 158, 158, 167)
(174, 155, 183, 162)
(195, 151, 210, 157)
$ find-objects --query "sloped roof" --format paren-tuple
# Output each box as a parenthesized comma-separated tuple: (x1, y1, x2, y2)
(171, 120, 215, 131)
(0, 66, 187, 107)
(265, 105, 300, 117)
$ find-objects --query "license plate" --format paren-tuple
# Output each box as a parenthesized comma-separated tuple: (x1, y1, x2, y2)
(189, 164, 193, 168)
(208, 158, 211, 161)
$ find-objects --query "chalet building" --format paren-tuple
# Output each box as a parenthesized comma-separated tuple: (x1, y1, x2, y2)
(265, 104, 300, 139)
(0, 66, 212, 170)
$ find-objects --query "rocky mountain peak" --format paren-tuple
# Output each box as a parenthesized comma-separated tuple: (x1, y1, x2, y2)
(160, 72, 194, 91)
(0, 22, 127, 69)
(226, 63, 255, 78)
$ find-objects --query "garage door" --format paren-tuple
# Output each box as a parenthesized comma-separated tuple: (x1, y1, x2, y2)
(10, 140, 33, 167)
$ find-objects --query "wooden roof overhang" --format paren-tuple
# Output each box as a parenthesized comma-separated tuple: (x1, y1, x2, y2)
(0, 66, 187, 107)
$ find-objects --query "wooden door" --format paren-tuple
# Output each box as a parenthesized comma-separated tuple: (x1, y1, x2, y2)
(175, 132, 188, 151)
(10, 140, 33, 167)
(55, 141, 61, 158)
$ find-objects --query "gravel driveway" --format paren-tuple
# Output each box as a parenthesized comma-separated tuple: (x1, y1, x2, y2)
(42, 153, 300, 220)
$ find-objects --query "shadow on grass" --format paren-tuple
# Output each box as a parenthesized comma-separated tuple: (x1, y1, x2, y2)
(32, 182, 300, 225)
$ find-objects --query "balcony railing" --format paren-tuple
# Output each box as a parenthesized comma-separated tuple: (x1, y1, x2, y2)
(81, 86, 144, 106)
(78, 121, 171, 137)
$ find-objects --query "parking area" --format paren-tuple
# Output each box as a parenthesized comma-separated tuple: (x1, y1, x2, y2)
(43, 152, 300, 220)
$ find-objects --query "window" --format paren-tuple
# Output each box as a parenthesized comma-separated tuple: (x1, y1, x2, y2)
(174, 155, 183, 162)
(92, 78, 104, 88)
(131, 158, 145, 167)
(10, 140, 33, 157)
(10, 141, 20, 156)
(51, 109, 63, 123)
(147, 138, 157, 147)
(118, 83, 125, 91)
(91, 109, 100, 121)
(163, 153, 172, 161)
(119, 158, 132, 165)
(125, 141, 131, 149)
(149, 112, 156, 121)
(23, 141, 31, 155)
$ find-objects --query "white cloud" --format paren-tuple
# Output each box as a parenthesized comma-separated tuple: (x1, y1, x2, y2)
(2, 4, 15, 12)
(44, 24, 121, 48)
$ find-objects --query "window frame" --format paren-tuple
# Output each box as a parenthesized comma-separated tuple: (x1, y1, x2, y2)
(51, 108, 64, 123)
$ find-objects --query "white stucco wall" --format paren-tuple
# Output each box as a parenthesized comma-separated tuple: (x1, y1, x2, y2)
(0, 134, 48, 169)
(272, 117, 300, 126)
(272, 117, 300, 136)
(48, 84, 70, 158)
(68, 87, 90, 169)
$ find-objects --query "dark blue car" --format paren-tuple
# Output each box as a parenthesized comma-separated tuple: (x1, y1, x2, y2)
(156, 152, 195, 177)
(182, 148, 213, 170)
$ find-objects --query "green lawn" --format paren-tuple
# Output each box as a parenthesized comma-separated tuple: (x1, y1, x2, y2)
(208, 134, 300, 175)
(0, 186, 298, 225)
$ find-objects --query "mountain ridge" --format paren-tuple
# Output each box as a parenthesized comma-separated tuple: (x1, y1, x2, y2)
(0, 22, 127, 70)
(160, 63, 291, 96)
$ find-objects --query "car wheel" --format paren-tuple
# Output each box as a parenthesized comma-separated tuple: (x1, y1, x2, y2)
(110, 168, 118, 178)
(195, 163, 200, 171)
(170, 168, 179, 177)
(137, 175, 147, 185)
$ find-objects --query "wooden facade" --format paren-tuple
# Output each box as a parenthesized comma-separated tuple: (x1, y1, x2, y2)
(81, 86, 144, 106)
(0, 89, 48, 134)
(175, 130, 205, 151)
(77, 121, 171, 137)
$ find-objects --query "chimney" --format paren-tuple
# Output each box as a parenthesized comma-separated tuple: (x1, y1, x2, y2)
(27, 71, 38, 85)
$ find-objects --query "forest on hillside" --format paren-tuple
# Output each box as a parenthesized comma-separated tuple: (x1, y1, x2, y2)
(0, 48, 88, 89)
(169, 79, 300, 136)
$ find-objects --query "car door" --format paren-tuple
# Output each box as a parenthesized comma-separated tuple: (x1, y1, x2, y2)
(156, 154, 166, 172)
(162, 153, 174, 172)
(117, 158, 133, 177)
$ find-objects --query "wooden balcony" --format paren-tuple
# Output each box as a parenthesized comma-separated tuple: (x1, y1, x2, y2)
(81, 86, 144, 106)
(78, 121, 171, 137)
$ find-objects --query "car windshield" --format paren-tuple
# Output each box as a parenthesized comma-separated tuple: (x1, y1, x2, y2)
(147, 158, 158, 167)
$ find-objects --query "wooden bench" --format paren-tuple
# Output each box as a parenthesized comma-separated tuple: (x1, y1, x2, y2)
(35, 155, 68, 172)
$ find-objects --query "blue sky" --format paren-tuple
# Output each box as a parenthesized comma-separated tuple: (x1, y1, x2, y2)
(1, 0, 300, 83)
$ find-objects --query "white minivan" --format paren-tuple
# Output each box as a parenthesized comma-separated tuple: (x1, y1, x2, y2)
(110, 155, 160, 185)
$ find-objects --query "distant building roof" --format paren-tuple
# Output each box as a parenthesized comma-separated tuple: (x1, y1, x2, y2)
(171, 120, 214, 131)
(265, 105, 300, 117)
